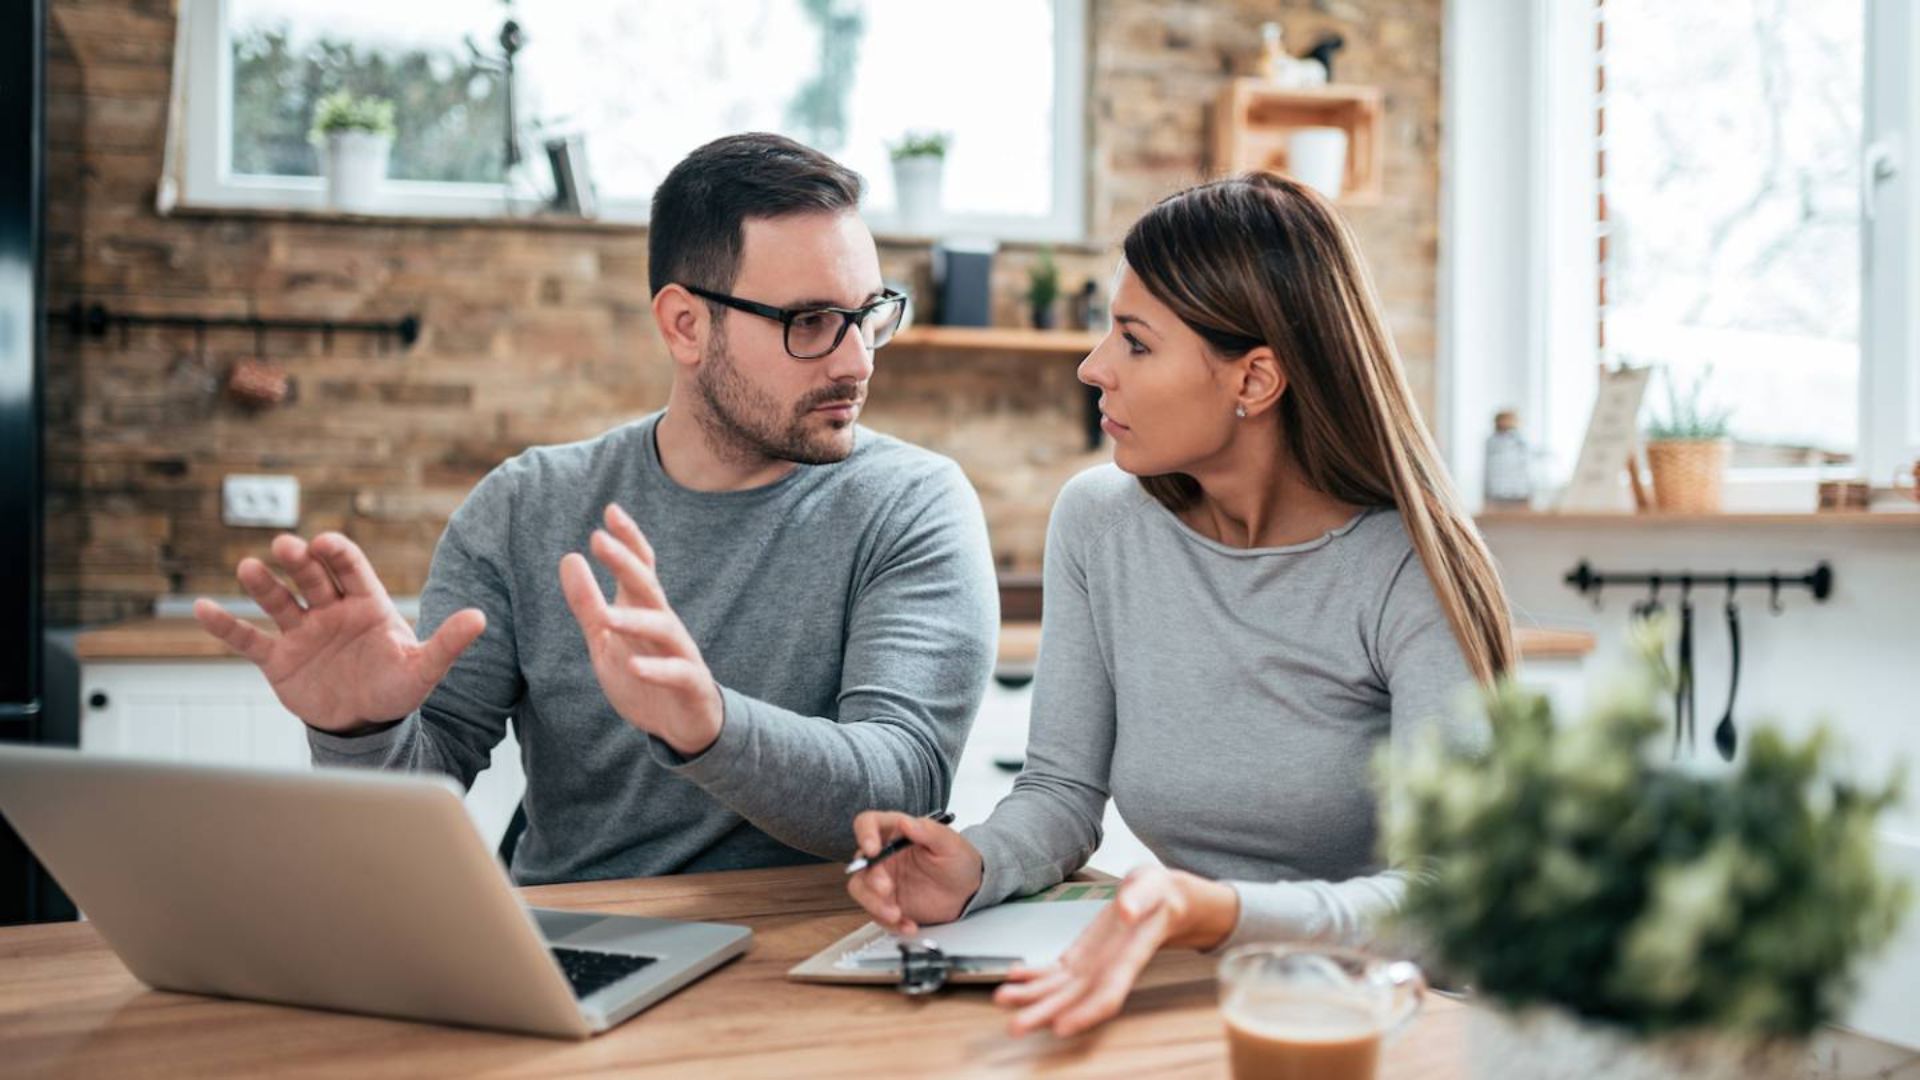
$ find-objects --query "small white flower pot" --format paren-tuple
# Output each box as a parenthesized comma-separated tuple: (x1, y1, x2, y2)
(891, 155, 944, 234)
(323, 131, 392, 213)
(1286, 126, 1349, 200)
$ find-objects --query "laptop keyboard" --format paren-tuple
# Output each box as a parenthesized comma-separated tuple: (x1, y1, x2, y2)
(551, 946, 657, 999)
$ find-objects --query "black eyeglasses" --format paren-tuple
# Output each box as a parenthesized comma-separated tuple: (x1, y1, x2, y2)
(682, 284, 908, 360)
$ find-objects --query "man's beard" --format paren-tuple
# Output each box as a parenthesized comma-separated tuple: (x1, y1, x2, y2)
(693, 323, 863, 467)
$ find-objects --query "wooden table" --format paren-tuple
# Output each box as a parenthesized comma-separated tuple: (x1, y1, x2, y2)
(0, 864, 1468, 1077)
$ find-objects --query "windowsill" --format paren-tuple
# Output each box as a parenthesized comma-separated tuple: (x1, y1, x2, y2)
(1477, 509, 1920, 527)
(163, 201, 647, 234)
(158, 201, 1111, 253)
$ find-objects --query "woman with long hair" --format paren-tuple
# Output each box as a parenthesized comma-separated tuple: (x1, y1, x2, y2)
(848, 172, 1513, 1036)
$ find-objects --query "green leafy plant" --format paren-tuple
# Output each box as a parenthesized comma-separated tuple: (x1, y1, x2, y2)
(309, 90, 397, 144)
(1385, 622, 1908, 1038)
(888, 130, 951, 161)
(1027, 248, 1061, 310)
(1645, 365, 1734, 441)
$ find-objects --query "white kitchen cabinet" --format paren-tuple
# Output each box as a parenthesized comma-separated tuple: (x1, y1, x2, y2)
(75, 650, 1586, 890)
(77, 659, 527, 851)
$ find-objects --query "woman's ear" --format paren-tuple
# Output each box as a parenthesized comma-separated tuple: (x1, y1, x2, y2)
(1236, 347, 1289, 418)
(652, 284, 709, 369)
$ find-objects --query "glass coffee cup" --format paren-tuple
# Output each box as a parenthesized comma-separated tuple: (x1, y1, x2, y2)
(1218, 945, 1425, 1080)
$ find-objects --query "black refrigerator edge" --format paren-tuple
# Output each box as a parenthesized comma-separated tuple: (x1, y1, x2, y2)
(1, 0, 72, 926)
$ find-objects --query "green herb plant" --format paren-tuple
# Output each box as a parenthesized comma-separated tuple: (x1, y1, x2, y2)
(1385, 621, 1907, 1037)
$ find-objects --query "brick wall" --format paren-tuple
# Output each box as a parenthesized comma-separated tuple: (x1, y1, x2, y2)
(42, 0, 1442, 624)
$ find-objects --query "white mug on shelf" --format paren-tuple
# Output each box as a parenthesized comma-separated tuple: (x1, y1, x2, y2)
(1286, 126, 1349, 200)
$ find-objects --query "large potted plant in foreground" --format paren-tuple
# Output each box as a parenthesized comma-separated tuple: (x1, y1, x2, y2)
(311, 90, 396, 213)
(1386, 623, 1908, 1080)
(1643, 366, 1734, 513)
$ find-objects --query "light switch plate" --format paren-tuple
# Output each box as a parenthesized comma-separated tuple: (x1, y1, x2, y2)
(222, 474, 301, 528)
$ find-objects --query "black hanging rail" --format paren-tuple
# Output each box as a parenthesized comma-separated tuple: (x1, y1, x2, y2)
(48, 301, 421, 350)
(1564, 560, 1833, 607)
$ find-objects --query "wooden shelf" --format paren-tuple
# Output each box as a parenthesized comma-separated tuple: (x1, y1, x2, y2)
(995, 619, 1593, 667)
(890, 326, 1106, 448)
(1477, 510, 1920, 528)
(890, 326, 1101, 355)
(1212, 80, 1384, 205)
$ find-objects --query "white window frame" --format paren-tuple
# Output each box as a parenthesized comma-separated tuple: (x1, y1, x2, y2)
(1440, 0, 1920, 508)
(166, 0, 1089, 242)
(1862, 0, 1920, 486)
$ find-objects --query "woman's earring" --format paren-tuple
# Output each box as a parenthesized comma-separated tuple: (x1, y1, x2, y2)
(1234, 404, 1248, 419)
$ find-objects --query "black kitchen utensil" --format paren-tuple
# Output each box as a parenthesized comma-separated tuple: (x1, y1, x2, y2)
(1714, 589, 1742, 761)
(1673, 590, 1696, 758)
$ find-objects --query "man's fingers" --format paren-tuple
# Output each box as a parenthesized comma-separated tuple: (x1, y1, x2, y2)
(309, 531, 392, 602)
(192, 598, 273, 666)
(559, 553, 609, 628)
(590, 529, 669, 611)
(236, 557, 305, 633)
(605, 606, 692, 656)
(270, 534, 340, 610)
(420, 608, 487, 682)
(603, 503, 657, 569)
(625, 654, 705, 693)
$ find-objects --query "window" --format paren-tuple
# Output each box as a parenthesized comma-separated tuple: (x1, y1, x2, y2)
(171, 0, 1088, 241)
(1442, 0, 1920, 505)
(1598, 1, 1863, 466)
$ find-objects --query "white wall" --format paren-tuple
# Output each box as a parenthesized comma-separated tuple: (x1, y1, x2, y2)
(1483, 519, 1920, 1046)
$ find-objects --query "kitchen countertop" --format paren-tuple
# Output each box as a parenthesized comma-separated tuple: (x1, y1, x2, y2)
(75, 617, 1595, 664)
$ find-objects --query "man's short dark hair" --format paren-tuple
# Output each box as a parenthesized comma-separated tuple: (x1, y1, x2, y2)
(648, 133, 865, 297)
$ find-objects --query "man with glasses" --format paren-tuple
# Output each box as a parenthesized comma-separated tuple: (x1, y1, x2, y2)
(193, 133, 998, 883)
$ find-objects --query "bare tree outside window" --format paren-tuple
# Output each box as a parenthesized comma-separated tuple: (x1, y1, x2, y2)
(1602, 0, 1862, 463)
(225, 0, 1061, 227)
(230, 3, 510, 184)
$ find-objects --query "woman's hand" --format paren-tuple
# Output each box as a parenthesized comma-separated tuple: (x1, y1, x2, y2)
(993, 866, 1240, 1037)
(845, 810, 985, 935)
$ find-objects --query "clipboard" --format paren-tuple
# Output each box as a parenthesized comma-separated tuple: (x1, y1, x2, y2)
(788, 879, 1119, 986)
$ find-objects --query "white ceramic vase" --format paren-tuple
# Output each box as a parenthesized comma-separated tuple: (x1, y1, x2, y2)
(891, 154, 944, 234)
(1286, 126, 1349, 200)
(323, 130, 392, 213)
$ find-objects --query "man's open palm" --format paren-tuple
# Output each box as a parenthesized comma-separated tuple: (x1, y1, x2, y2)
(194, 532, 486, 734)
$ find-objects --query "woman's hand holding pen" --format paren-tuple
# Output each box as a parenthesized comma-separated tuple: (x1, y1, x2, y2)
(846, 810, 984, 935)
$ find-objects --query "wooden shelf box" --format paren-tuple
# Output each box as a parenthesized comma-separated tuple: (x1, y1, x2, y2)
(1211, 80, 1384, 205)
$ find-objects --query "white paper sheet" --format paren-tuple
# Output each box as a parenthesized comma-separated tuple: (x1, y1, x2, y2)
(836, 899, 1111, 970)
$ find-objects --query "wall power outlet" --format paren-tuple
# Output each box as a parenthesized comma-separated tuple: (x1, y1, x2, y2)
(222, 474, 301, 529)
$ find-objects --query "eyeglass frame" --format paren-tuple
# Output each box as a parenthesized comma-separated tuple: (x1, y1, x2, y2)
(680, 283, 909, 360)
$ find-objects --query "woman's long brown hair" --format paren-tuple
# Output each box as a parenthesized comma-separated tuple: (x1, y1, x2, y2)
(1124, 172, 1514, 683)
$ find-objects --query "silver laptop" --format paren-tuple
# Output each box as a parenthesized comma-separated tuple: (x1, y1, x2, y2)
(0, 745, 751, 1039)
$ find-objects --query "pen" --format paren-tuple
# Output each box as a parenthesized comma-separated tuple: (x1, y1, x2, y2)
(845, 810, 955, 875)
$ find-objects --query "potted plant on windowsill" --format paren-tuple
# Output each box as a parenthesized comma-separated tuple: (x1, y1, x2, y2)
(1385, 622, 1910, 1080)
(1027, 247, 1061, 330)
(888, 130, 949, 235)
(1643, 366, 1734, 513)
(311, 90, 397, 213)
